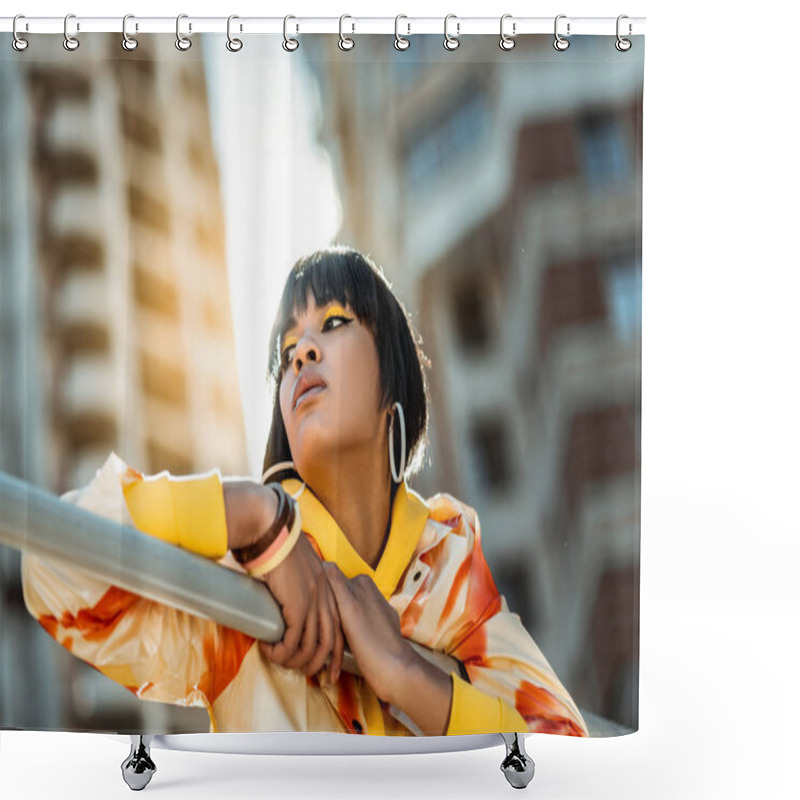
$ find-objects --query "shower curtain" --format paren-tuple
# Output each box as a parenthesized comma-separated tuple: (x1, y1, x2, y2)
(0, 24, 643, 740)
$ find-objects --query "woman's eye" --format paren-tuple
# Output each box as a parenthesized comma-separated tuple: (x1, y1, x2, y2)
(279, 315, 351, 371)
(280, 346, 295, 369)
(323, 314, 351, 331)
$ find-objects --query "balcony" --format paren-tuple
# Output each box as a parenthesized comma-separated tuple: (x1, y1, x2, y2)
(54, 271, 111, 350)
(49, 186, 103, 242)
(43, 101, 95, 154)
(58, 355, 117, 443)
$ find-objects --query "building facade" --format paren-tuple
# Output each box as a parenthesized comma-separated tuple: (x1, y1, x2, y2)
(1, 34, 246, 732)
(302, 34, 642, 728)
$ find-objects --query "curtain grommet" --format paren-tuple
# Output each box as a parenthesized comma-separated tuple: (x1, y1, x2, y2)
(554, 14, 570, 51)
(175, 13, 192, 51)
(499, 14, 516, 51)
(12, 14, 29, 51)
(63, 13, 80, 51)
(121, 14, 138, 51)
(282, 15, 299, 51)
(226, 15, 243, 52)
(443, 14, 460, 51)
(338, 14, 355, 51)
(394, 15, 410, 51)
(615, 15, 632, 51)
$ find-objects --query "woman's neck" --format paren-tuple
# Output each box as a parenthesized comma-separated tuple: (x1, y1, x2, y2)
(306, 448, 395, 571)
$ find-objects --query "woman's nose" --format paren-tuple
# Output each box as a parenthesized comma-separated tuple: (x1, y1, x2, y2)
(292, 335, 320, 373)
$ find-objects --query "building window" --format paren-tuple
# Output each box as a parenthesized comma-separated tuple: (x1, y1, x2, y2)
(577, 111, 630, 189)
(451, 273, 492, 352)
(403, 83, 490, 194)
(604, 254, 641, 340)
(493, 559, 538, 633)
(390, 35, 441, 90)
(139, 352, 186, 406)
(120, 107, 162, 153)
(470, 415, 513, 492)
(128, 185, 171, 235)
(133, 265, 178, 317)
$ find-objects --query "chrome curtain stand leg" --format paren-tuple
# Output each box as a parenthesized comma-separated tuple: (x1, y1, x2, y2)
(499, 732, 535, 789)
(121, 734, 157, 791)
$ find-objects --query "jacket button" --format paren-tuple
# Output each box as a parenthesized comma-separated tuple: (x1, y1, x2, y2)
(352, 719, 363, 733)
(413, 571, 422, 581)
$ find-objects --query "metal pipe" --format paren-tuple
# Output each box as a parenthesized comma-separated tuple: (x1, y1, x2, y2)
(0, 470, 458, 678)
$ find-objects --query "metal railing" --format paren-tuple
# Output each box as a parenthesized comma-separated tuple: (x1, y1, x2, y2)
(0, 470, 456, 678)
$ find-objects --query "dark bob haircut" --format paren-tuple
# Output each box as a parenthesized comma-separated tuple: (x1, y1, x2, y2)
(261, 246, 430, 485)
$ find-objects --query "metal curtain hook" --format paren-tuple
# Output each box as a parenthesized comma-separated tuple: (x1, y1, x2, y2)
(122, 14, 138, 51)
(616, 14, 632, 51)
(63, 13, 80, 51)
(339, 14, 354, 50)
(12, 14, 29, 51)
(283, 15, 299, 51)
(499, 14, 515, 51)
(394, 14, 410, 51)
(175, 13, 192, 51)
(226, 15, 243, 52)
(444, 14, 460, 51)
(554, 14, 570, 51)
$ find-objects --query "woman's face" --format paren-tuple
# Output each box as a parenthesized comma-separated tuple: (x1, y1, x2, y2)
(278, 296, 387, 478)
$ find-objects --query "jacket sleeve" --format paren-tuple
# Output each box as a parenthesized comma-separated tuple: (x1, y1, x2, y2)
(426, 497, 589, 737)
(20, 452, 254, 724)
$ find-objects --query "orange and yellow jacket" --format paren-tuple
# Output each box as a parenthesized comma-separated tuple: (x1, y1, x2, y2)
(21, 452, 588, 737)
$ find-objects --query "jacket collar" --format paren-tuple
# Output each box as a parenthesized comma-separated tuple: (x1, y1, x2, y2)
(280, 478, 430, 598)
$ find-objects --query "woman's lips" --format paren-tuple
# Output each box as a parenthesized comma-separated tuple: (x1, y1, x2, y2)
(293, 384, 326, 412)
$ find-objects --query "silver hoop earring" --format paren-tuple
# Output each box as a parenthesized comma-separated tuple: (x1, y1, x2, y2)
(261, 460, 306, 500)
(388, 402, 407, 484)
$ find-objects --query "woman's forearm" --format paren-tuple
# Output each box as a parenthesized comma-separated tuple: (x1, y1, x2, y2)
(221, 480, 278, 551)
(384, 651, 453, 736)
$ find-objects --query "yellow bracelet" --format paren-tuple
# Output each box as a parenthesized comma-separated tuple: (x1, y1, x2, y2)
(246, 502, 302, 578)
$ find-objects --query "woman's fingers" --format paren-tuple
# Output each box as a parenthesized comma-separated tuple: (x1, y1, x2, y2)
(330, 591, 345, 684)
(323, 563, 349, 684)
(283, 586, 318, 670)
(304, 595, 335, 678)
(258, 587, 308, 666)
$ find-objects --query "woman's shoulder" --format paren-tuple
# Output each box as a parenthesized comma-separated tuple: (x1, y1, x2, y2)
(422, 491, 481, 538)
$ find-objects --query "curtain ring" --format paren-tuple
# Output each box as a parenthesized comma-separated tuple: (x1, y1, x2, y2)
(283, 15, 299, 51)
(394, 14, 410, 51)
(443, 14, 460, 51)
(175, 13, 192, 51)
(499, 14, 515, 51)
(63, 13, 80, 51)
(338, 14, 355, 51)
(122, 14, 138, 51)
(12, 15, 29, 52)
(615, 15, 632, 51)
(554, 14, 570, 51)
(226, 15, 243, 52)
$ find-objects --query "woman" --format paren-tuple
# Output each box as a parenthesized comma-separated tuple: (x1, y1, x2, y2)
(22, 246, 587, 737)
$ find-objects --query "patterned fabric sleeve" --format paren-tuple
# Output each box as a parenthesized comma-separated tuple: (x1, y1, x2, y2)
(426, 495, 589, 737)
(20, 453, 254, 728)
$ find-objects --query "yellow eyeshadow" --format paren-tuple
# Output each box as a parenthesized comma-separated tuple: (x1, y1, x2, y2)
(281, 305, 351, 354)
(324, 304, 350, 320)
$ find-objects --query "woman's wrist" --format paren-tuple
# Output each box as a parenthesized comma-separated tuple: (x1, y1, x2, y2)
(222, 480, 279, 552)
(381, 648, 452, 734)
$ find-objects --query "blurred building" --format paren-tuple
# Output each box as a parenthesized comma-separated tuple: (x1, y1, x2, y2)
(1, 34, 245, 732)
(302, 34, 642, 728)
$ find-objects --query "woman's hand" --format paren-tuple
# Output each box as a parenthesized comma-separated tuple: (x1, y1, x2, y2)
(222, 480, 344, 681)
(322, 563, 417, 701)
(323, 563, 453, 734)
(258, 534, 345, 683)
